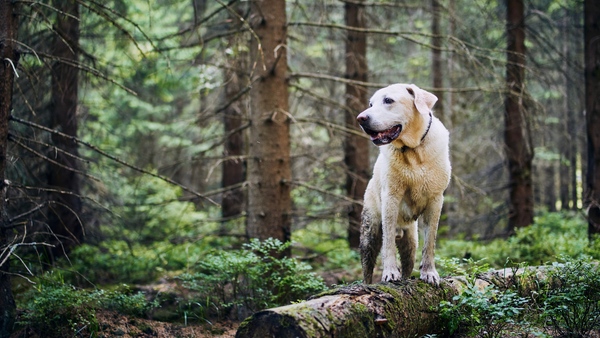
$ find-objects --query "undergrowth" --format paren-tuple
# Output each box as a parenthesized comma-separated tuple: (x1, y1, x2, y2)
(439, 255, 600, 337)
(437, 212, 599, 268)
(176, 238, 328, 321)
(19, 273, 157, 338)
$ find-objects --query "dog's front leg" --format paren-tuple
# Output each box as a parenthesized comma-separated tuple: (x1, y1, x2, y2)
(381, 193, 402, 282)
(419, 194, 443, 286)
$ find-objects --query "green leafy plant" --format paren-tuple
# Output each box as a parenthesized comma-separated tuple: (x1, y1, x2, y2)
(22, 282, 99, 338)
(177, 238, 328, 321)
(437, 212, 593, 268)
(21, 275, 157, 337)
(538, 256, 600, 337)
(439, 281, 528, 338)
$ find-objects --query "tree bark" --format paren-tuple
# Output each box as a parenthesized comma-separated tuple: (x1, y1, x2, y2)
(48, 0, 82, 256)
(222, 5, 247, 220)
(559, 153, 570, 210)
(544, 162, 556, 212)
(431, 0, 444, 123)
(585, 0, 600, 238)
(246, 0, 292, 253)
(0, 1, 18, 336)
(565, 12, 578, 211)
(344, 0, 370, 249)
(236, 267, 548, 338)
(505, 0, 533, 233)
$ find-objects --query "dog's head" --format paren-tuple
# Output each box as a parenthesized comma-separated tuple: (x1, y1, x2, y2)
(357, 84, 437, 148)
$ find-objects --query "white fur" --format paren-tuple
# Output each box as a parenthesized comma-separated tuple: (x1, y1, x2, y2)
(359, 83, 451, 286)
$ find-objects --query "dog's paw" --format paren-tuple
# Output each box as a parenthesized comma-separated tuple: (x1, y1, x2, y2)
(381, 268, 402, 282)
(420, 269, 440, 286)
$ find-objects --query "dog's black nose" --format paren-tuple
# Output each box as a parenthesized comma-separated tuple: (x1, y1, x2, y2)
(357, 113, 369, 123)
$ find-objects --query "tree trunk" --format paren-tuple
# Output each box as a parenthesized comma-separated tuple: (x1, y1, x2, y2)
(246, 0, 292, 252)
(544, 162, 556, 212)
(431, 0, 444, 123)
(561, 13, 573, 211)
(448, 0, 456, 129)
(0, 1, 18, 336)
(48, 0, 82, 256)
(235, 267, 548, 338)
(222, 5, 247, 220)
(585, 0, 600, 238)
(344, 0, 370, 249)
(565, 12, 578, 211)
(559, 154, 570, 210)
(505, 0, 533, 233)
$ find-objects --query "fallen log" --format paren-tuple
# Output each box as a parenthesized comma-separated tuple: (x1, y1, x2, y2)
(235, 267, 549, 338)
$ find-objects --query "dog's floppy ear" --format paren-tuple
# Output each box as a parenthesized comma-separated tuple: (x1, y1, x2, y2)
(408, 84, 437, 115)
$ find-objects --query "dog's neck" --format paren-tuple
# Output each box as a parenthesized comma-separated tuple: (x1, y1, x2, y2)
(399, 111, 433, 153)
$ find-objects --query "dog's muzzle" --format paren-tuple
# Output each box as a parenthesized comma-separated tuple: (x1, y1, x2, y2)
(361, 124, 402, 146)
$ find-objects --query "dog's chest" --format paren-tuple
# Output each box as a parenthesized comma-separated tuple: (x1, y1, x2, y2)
(398, 188, 428, 223)
(387, 154, 436, 222)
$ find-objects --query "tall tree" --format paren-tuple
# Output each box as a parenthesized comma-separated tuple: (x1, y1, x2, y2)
(48, 0, 82, 255)
(344, 0, 370, 249)
(431, 0, 444, 122)
(505, 0, 533, 233)
(560, 11, 571, 211)
(544, 160, 557, 212)
(0, 1, 18, 335)
(246, 0, 291, 251)
(221, 5, 247, 220)
(585, 0, 600, 237)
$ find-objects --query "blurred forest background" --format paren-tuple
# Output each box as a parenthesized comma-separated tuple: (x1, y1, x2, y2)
(1, 0, 600, 337)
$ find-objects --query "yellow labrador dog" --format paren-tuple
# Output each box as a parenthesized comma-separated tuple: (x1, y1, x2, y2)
(357, 83, 451, 286)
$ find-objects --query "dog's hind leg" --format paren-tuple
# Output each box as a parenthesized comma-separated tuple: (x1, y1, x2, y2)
(360, 208, 382, 284)
(396, 221, 418, 279)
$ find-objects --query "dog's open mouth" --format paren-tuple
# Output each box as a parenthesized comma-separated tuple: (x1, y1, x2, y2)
(361, 124, 402, 145)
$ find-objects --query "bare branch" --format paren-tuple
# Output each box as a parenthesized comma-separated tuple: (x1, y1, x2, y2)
(10, 116, 219, 206)
(10, 133, 91, 164)
(9, 135, 101, 182)
(294, 117, 369, 139)
(195, 122, 250, 156)
(34, 51, 137, 95)
(74, 0, 147, 58)
(79, 0, 158, 52)
(12, 184, 115, 216)
(158, 0, 238, 41)
(290, 180, 363, 206)
(14, 0, 80, 20)
(289, 72, 496, 92)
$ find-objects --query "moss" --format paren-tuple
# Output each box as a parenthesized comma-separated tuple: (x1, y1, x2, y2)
(339, 303, 376, 338)
(235, 315, 256, 336)
(375, 284, 402, 299)
(311, 289, 340, 298)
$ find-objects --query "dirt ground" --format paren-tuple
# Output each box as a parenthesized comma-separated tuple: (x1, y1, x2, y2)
(11, 309, 239, 338)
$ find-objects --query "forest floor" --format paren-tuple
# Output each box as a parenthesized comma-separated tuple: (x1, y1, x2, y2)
(11, 309, 239, 338)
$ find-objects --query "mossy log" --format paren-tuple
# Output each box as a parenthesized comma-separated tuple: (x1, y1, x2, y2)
(235, 267, 549, 338)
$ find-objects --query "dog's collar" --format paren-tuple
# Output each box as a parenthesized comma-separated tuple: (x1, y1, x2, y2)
(400, 112, 433, 153)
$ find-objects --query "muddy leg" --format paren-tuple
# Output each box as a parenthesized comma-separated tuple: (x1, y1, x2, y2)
(360, 209, 382, 284)
(396, 221, 418, 279)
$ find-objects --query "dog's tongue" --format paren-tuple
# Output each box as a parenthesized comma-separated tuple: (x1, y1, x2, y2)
(371, 125, 401, 145)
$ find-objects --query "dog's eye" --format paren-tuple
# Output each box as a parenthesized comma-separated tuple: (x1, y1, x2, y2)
(383, 97, 394, 104)
(407, 88, 414, 96)
(369, 102, 373, 107)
